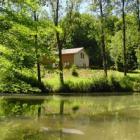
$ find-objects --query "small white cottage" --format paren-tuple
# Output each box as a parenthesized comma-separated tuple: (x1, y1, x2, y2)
(62, 47, 89, 68)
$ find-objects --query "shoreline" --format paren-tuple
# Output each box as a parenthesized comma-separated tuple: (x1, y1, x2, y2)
(0, 92, 139, 97)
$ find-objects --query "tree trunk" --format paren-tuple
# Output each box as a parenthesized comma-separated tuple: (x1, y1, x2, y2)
(55, 0, 64, 85)
(99, 0, 108, 77)
(137, 0, 140, 31)
(122, 0, 127, 76)
(33, 11, 41, 84)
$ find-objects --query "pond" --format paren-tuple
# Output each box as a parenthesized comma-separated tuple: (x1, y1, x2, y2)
(0, 95, 140, 140)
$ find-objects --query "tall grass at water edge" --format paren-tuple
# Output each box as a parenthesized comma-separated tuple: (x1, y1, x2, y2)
(43, 70, 140, 94)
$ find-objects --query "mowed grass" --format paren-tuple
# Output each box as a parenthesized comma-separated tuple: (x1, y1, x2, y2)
(42, 69, 140, 93)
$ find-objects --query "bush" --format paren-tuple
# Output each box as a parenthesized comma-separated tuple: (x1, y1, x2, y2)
(71, 65, 79, 77)
(14, 71, 49, 93)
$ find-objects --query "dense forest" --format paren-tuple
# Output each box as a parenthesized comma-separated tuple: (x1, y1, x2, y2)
(0, 0, 140, 93)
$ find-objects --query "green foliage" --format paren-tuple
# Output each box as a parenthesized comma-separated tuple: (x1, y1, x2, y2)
(61, 13, 102, 67)
(0, 0, 140, 93)
(109, 16, 139, 71)
(0, 1, 55, 93)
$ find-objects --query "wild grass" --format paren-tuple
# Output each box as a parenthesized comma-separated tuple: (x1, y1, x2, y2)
(1, 68, 140, 94)
(43, 69, 140, 93)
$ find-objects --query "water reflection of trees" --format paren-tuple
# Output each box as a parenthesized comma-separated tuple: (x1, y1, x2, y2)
(0, 98, 44, 116)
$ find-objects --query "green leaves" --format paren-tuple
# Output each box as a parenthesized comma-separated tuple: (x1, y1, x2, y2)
(109, 15, 139, 71)
(55, 25, 63, 34)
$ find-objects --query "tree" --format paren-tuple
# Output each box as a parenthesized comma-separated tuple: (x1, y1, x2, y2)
(113, 0, 131, 75)
(55, 0, 64, 85)
(122, 0, 127, 76)
(0, 0, 53, 92)
(47, 0, 64, 85)
(110, 15, 139, 71)
(33, 11, 41, 85)
(99, 0, 108, 77)
(91, 0, 112, 76)
(136, 0, 140, 31)
(46, 0, 83, 85)
(61, 13, 103, 67)
(136, 0, 140, 68)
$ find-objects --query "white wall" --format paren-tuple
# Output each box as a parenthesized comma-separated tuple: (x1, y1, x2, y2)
(74, 50, 89, 68)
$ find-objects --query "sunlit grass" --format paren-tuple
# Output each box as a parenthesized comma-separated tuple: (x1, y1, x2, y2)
(42, 69, 140, 93)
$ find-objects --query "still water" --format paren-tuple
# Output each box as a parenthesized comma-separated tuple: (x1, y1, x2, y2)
(0, 95, 140, 140)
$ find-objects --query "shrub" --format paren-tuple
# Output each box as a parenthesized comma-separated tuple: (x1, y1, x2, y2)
(72, 105, 79, 113)
(14, 71, 49, 93)
(71, 65, 79, 77)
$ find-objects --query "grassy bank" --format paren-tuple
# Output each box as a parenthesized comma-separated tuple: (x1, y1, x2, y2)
(0, 69, 140, 94)
(43, 69, 140, 94)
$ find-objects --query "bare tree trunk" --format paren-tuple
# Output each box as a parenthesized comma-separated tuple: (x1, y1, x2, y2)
(99, 0, 107, 77)
(33, 11, 41, 84)
(137, 0, 140, 31)
(122, 0, 127, 76)
(55, 0, 64, 85)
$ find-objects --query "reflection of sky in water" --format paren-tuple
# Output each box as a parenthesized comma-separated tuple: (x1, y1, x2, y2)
(0, 116, 140, 140)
